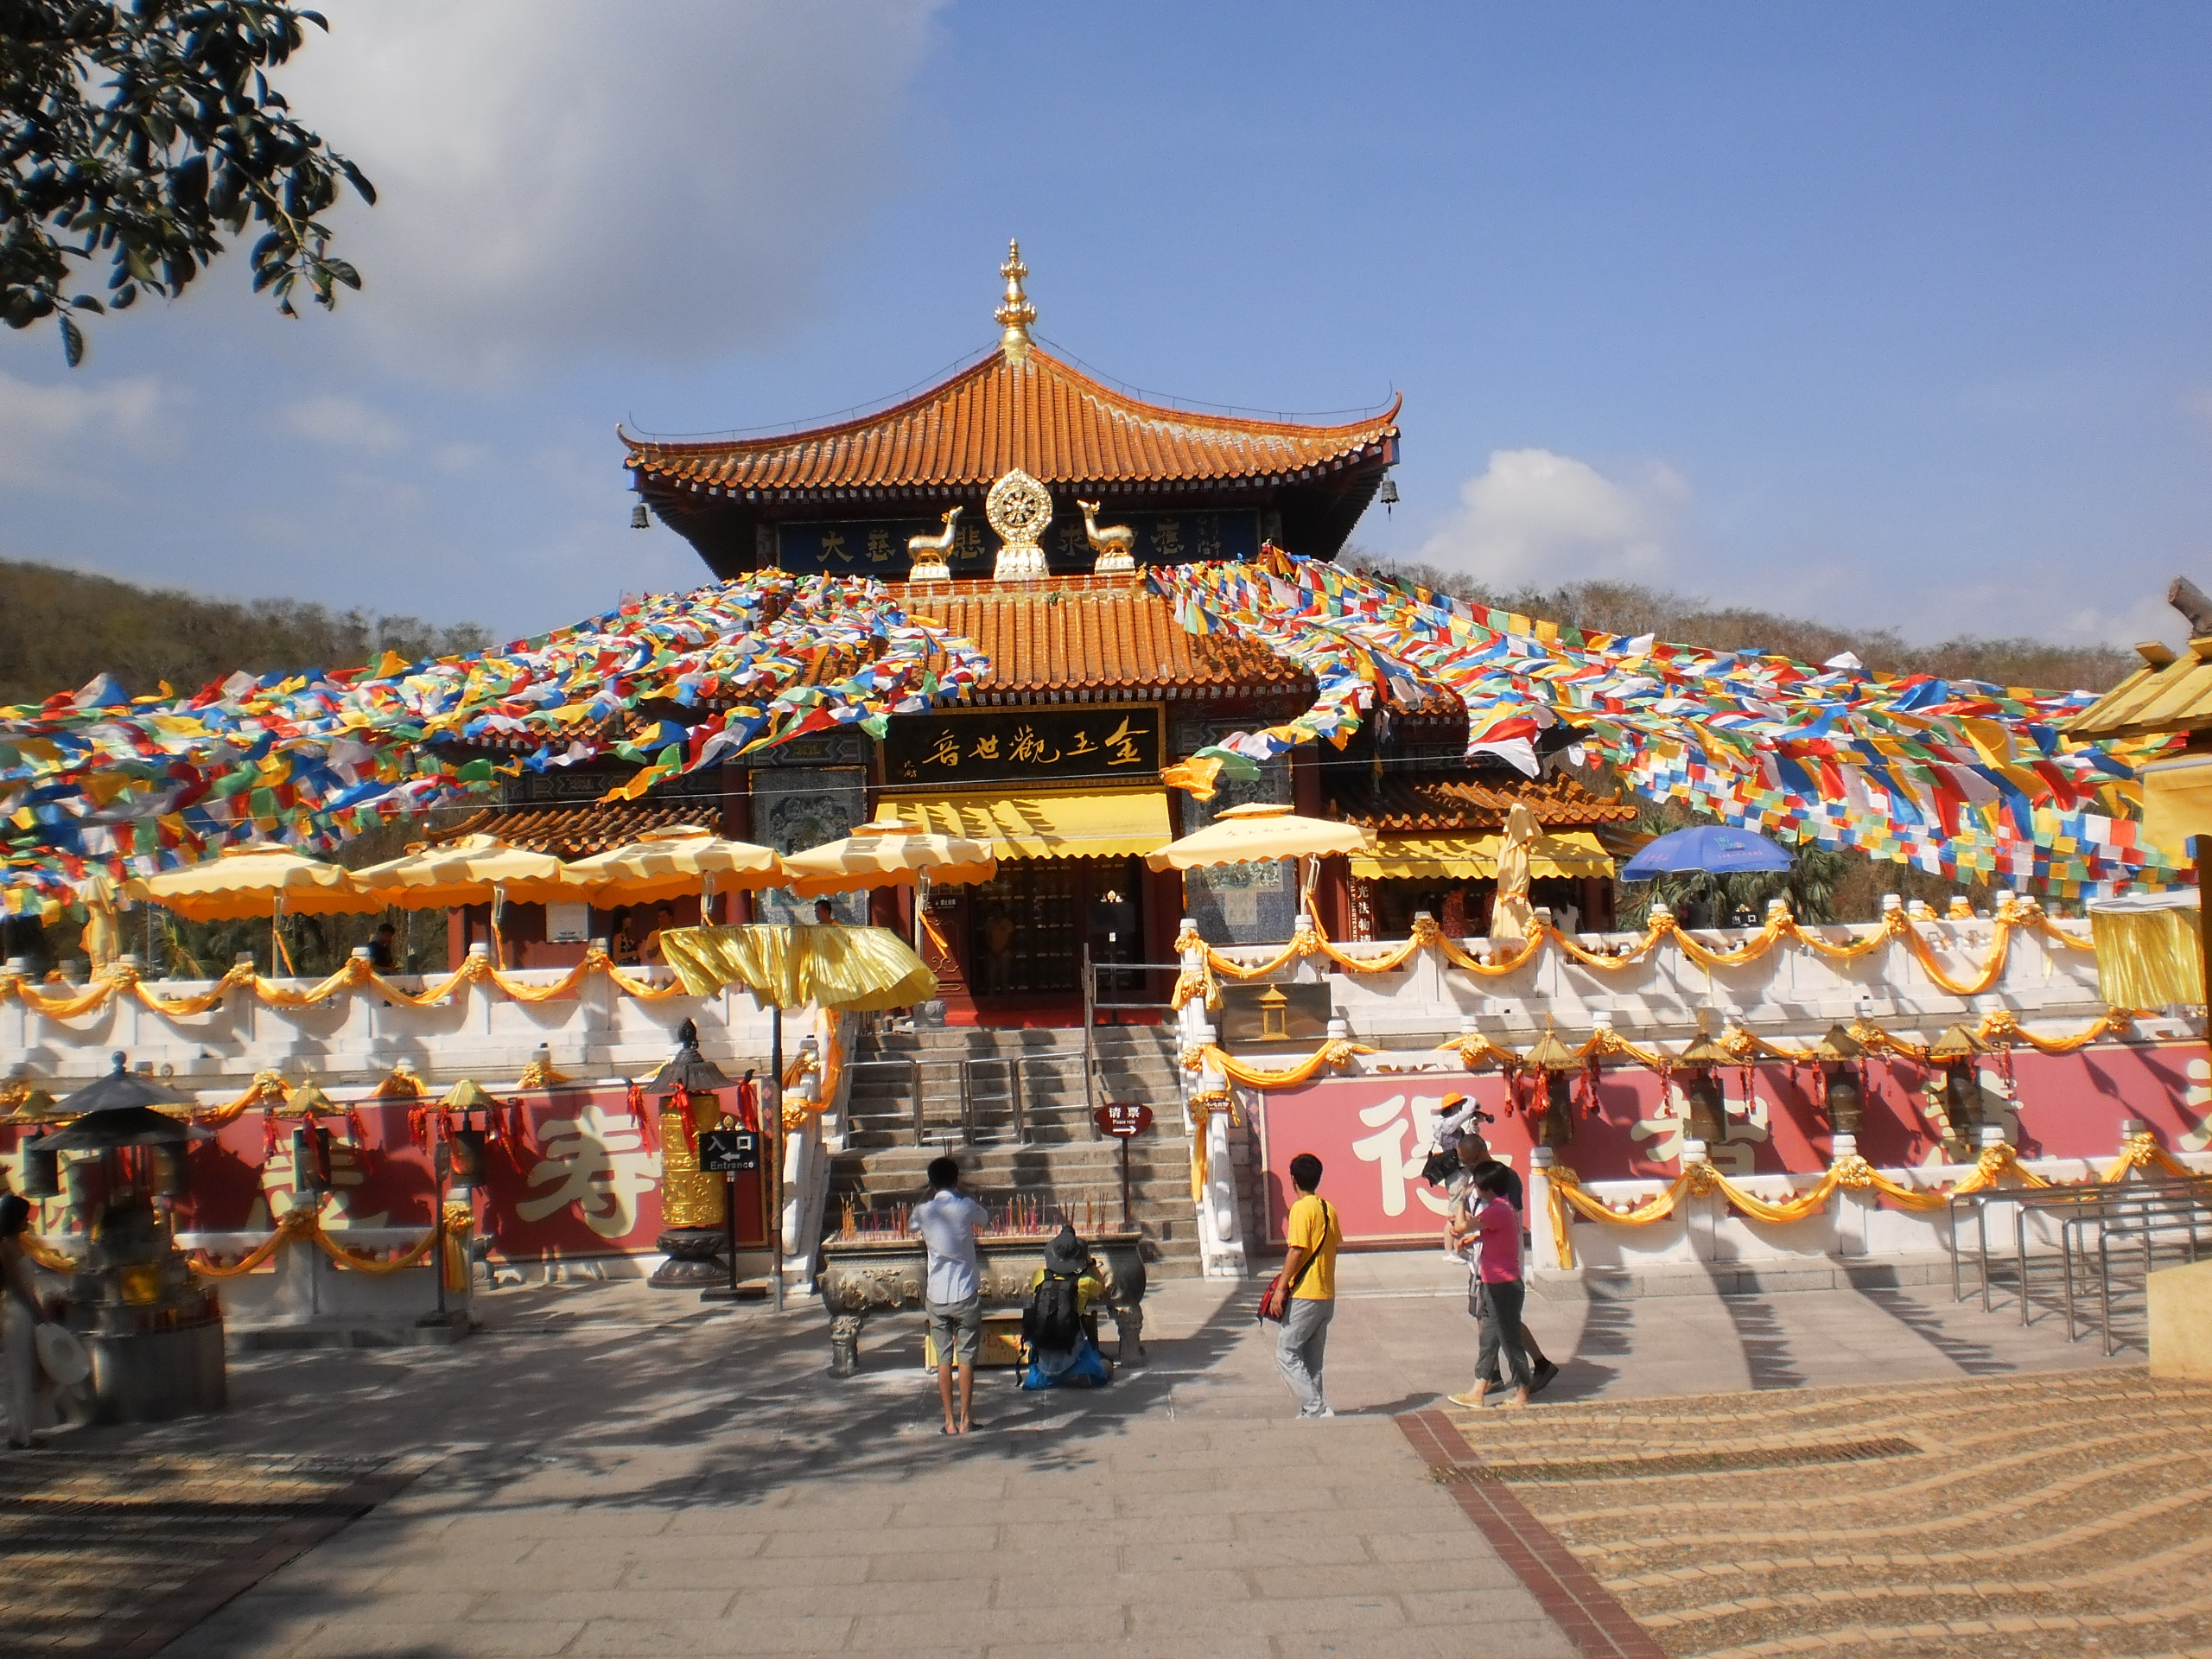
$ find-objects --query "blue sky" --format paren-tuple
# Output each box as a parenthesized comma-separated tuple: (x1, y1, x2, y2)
(5, 2, 2212, 661)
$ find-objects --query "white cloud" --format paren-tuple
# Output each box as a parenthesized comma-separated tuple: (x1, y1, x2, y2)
(1418, 448, 1688, 587)
(276, 0, 945, 380)
(0, 370, 169, 487)
(289, 392, 406, 451)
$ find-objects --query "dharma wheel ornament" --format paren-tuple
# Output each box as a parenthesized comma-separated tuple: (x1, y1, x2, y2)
(987, 467, 1052, 582)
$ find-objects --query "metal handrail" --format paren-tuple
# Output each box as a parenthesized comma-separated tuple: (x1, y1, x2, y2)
(1947, 1173, 2212, 1313)
(1083, 944, 1182, 1128)
(2048, 1185, 2212, 1343)
(842, 1056, 925, 1145)
(2094, 1211, 2209, 1355)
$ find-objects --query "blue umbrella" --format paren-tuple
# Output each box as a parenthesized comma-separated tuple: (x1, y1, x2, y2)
(1621, 825, 1795, 881)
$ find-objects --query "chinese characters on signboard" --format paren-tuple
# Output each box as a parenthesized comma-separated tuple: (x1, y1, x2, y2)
(886, 707, 1162, 785)
(775, 510, 1260, 575)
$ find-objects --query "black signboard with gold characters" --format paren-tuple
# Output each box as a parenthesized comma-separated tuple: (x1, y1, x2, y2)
(886, 706, 1163, 785)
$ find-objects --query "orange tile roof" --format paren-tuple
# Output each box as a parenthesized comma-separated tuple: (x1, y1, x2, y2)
(899, 577, 1309, 697)
(624, 346, 1399, 496)
(1338, 773, 1639, 832)
(436, 801, 706, 857)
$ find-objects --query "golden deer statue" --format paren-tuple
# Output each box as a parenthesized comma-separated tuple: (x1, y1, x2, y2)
(1077, 499, 1136, 575)
(906, 506, 963, 582)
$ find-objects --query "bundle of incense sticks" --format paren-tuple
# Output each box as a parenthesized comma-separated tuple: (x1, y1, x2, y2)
(836, 1193, 1115, 1243)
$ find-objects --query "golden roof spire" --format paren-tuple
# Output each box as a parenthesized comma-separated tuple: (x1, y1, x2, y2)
(995, 238, 1036, 361)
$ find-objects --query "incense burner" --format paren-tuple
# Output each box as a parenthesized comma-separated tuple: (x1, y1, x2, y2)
(816, 1230, 1148, 1377)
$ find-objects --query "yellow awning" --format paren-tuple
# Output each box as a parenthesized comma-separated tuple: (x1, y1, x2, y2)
(2141, 754, 2212, 861)
(905, 789, 1173, 862)
(1350, 830, 1615, 882)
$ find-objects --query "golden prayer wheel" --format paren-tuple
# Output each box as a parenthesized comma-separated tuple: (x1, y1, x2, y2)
(658, 1090, 728, 1230)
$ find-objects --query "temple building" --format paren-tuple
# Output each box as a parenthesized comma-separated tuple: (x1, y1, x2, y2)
(454, 244, 1637, 1023)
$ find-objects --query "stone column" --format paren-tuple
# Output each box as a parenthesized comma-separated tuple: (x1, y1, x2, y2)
(1528, 1145, 1565, 1272)
(1829, 1131, 1868, 1258)
(1681, 1138, 1719, 1264)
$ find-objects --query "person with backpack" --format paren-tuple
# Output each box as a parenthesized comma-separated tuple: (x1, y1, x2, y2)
(1019, 1225, 1110, 1389)
(910, 1156, 985, 1434)
(1448, 1164, 1535, 1408)
(1262, 1152, 1340, 1419)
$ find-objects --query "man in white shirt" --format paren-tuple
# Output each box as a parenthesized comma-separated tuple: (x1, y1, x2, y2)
(911, 1155, 986, 1434)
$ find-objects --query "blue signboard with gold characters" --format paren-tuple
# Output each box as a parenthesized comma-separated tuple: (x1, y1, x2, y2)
(776, 509, 1257, 575)
(886, 706, 1163, 785)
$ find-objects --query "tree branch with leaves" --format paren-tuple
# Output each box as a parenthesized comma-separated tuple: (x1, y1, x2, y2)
(2, 0, 373, 364)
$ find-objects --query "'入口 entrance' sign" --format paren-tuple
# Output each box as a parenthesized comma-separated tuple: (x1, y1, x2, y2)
(886, 706, 1162, 785)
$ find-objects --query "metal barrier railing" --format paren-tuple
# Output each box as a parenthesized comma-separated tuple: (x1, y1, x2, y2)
(2088, 1211, 2212, 1362)
(1081, 944, 1180, 1124)
(2063, 1186, 2212, 1352)
(1950, 1174, 2212, 1323)
(842, 1056, 925, 1146)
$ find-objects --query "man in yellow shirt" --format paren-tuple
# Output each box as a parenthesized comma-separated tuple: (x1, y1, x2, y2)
(1267, 1152, 1340, 1419)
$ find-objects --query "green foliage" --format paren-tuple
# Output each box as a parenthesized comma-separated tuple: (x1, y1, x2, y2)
(1, 0, 375, 364)
(1358, 555, 2136, 695)
(0, 559, 491, 708)
(1611, 800, 1850, 927)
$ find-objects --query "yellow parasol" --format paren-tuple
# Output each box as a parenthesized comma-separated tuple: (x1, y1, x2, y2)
(659, 923, 938, 1013)
(1144, 802, 1375, 871)
(1489, 801, 1539, 944)
(779, 807, 996, 898)
(351, 834, 588, 907)
(566, 824, 784, 921)
(133, 845, 383, 922)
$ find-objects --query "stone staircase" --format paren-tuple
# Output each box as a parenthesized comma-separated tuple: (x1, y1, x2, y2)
(827, 1025, 1204, 1276)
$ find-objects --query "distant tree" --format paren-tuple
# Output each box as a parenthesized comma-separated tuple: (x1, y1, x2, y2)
(0, 558, 491, 706)
(1354, 553, 2135, 695)
(2, 0, 374, 364)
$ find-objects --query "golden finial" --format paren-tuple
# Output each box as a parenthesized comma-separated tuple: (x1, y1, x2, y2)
(995, 238, 1036, 360)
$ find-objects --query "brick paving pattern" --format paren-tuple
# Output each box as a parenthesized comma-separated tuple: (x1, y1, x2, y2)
(1442, 1368, 2212, 1658)
(0, 1261, 2161, 1656)
(0, 1450, 416, 1656)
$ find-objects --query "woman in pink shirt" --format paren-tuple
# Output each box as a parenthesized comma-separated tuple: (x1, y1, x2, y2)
(1446, 1164, 1532, 1408)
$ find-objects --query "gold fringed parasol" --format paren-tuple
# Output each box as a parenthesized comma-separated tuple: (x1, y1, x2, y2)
(133, 845, 383, 921)
(567, 824, 784, 920)
(657, 924, 938, 1014)
(779, 808, 996, 898)
(1143, 802, 1374, 871)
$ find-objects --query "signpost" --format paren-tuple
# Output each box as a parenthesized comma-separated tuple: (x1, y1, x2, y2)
(1093, 1102, 1154, 1226)
(697, 1128, 763, 1303)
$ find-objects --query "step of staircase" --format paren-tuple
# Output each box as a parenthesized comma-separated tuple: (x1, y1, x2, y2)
(828, 1025, 1204, 1275)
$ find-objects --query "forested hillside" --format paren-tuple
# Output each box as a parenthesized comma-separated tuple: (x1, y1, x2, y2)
(1363, 556, 2138, 693)
(0, 560, 493, 708)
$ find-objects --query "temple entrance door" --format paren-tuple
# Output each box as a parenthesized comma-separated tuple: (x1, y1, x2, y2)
(963, 859, 1145, 1025)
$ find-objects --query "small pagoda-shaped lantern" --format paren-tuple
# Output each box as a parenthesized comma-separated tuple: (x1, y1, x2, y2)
(1520, 1024, 1580, 1148)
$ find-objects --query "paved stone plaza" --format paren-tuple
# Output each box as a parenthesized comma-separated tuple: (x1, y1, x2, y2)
(0, 1253, 2167, 1658)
